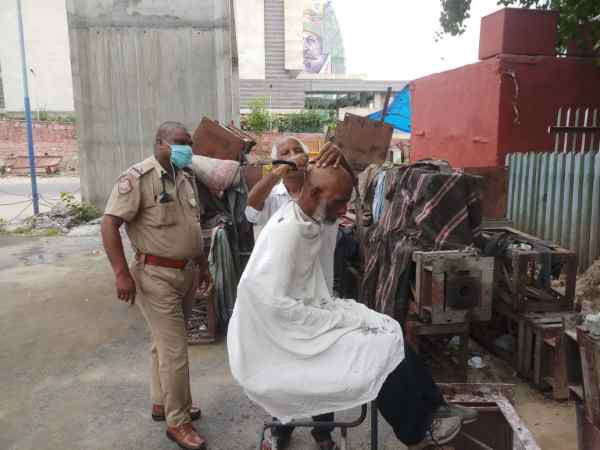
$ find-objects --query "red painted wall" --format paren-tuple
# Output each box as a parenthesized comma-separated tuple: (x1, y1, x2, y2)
(411, 58, 502, 167)
(411, 56, 600, 167)
(497, 55, 600, 161)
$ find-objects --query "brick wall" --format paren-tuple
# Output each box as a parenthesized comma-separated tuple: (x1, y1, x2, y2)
(0, 119, 79, 173)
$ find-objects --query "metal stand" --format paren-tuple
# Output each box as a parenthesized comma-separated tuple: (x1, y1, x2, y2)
(257, 404, 371, 450)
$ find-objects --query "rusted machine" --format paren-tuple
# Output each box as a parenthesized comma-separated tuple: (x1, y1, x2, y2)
(432, 384, 542, 450)
(482, 227, 577, 313)
(413, 250, 494, 325)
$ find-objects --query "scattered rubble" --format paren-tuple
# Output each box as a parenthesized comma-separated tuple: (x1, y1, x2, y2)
(575, 259, 600, 312)
(582, 313, 600, 337)
(1, 200, 101, 237)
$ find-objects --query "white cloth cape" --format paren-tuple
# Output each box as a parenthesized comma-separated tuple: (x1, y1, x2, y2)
(227, 202, 405, 422)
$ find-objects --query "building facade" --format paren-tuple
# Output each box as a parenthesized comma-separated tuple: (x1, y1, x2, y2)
(0, 0, 405, 115)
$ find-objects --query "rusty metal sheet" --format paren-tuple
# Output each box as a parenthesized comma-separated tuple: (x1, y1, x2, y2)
(334, 113, 393, 171)
(192, 117, 255, 161)
(440, 383, 541, 450)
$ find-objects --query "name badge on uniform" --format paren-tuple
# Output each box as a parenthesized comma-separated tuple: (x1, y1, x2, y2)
(189, 197, 197, 208)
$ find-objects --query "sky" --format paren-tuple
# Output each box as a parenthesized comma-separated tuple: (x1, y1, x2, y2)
(333, 0, 501, 80)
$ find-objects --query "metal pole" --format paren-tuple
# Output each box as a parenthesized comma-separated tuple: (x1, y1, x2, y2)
(16, 0, 39, 215)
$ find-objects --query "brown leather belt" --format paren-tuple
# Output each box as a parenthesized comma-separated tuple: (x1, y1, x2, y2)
(137, 252, 188, 270)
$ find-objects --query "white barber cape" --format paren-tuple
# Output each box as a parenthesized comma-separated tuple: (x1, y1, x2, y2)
(227, 201, 405, 422)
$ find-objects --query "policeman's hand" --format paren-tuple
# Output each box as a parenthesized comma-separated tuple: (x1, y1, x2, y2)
(313, 142, 344, 168)
(198, 267, 213, 295)
(116, 272, 136, 305)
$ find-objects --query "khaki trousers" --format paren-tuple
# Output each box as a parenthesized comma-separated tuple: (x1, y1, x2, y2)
(132, 260, 198, 427)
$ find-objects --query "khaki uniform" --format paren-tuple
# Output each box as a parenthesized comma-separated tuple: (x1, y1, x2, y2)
(105, 156, 203, 427)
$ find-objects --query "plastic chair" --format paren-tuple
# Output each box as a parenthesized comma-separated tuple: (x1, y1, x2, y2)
(257, 403, 380, 450)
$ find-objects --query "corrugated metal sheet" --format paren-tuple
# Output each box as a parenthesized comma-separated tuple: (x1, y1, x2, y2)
(507, 150, 600, 270)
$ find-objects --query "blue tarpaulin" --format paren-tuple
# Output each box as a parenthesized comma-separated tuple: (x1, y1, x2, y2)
(368, 85, 411, 133)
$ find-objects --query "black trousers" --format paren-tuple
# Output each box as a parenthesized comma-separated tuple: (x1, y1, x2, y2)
(376, 345, 445, 445)
(271, 412, 334, 443)
(272, 345, 443, 446)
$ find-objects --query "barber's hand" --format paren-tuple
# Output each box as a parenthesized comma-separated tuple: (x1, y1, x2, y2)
(273, 153, 308, 177)
(314, 142, 344, 168)
(116, 272, 136, 305)
(198, 266, 213, 295)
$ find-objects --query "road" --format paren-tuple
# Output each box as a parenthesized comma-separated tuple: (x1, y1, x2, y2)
(0, 234, 576, 450)
(0, 176, 81, 222)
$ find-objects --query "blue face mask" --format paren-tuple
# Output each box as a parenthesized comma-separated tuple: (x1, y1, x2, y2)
(170, 144, 193, 169)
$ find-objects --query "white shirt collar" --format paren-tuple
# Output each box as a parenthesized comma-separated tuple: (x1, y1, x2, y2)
(273, 181, 291, 196)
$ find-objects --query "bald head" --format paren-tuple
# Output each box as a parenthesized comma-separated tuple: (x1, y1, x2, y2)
(298, 165, 353, 224)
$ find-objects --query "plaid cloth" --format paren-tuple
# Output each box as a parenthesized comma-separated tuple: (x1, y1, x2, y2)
(361, 161, 483, 323)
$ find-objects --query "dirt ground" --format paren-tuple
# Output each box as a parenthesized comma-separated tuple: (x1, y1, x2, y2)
(0, 234, 578, 450)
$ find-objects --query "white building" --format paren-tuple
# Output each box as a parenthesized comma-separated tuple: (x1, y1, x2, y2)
(0, 0, 404, 114)
(0, 0, 74, 113)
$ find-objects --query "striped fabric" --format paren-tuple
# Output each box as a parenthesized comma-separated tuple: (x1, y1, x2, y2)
(361, 161, 483, 323)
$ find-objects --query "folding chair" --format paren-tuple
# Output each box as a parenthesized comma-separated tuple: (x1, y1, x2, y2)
(257, 402, 380, 450)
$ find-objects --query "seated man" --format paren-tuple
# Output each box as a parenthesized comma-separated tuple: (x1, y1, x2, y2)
(245, 137, 341, 292)
(228, 165, 477, 449)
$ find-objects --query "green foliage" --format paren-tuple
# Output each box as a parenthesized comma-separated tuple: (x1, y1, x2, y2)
(38, 109, 50, 122)
(60, 192, 102, 223)
(241, 105, 333, 134)
(245, 98, 271, 134)
(439, 0, 600, 53)
(438, 0, 472, 38)
(273, 110, 327, 133)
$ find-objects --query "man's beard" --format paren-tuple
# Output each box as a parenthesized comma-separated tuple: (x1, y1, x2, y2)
(313, 199, 336, 225)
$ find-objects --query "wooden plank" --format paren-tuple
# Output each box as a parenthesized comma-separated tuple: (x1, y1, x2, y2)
(553, 333, 569, 400)
(533, 329, 544, 385)
(518, 318, 526, 373)
(524, 325, 534, 378)
(525, 286, 555, 303)
(578, 328, 600, 427)
(570, 384, 585, 400)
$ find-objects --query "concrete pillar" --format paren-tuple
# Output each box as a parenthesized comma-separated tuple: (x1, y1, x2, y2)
(66, 0, 239, 207)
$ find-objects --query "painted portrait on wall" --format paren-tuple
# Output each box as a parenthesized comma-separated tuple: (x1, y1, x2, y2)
(303, 1, 345, 75)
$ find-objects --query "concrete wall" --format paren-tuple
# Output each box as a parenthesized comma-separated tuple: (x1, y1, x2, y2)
(283, 0, 303, 72)
(67, 0, 239, 207)
(0, 0, 74, 112)
(234, 0, 266, 79)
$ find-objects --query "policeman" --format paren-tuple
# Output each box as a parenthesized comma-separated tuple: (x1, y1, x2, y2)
(101, 121, 211, 450)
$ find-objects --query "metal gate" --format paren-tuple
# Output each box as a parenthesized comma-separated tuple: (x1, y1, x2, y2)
(506, 107, 600, 271)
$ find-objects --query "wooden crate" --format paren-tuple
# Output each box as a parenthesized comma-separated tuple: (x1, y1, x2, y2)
(413, 250, 494, 325)
(482, 227, 577, 313)
(578, 327, 600, 428)
(406, 320, 470, 382)
(473, 302, 577, 399)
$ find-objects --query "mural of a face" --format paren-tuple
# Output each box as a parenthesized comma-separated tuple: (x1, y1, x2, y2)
(302, 0, 345, 75)
(303, 31, 327, 73)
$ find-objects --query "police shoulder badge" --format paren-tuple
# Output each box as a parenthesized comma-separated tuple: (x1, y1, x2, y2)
(118, 176, 133, 195)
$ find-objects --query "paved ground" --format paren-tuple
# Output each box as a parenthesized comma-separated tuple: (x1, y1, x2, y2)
(0, 233, 578, 450)
(0, 176, 80, 222)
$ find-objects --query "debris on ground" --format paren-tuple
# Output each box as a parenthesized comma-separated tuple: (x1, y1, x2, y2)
(575, 259, 600, 312)
(0, 194, 102, 237)
(582, 313, 600, 337)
